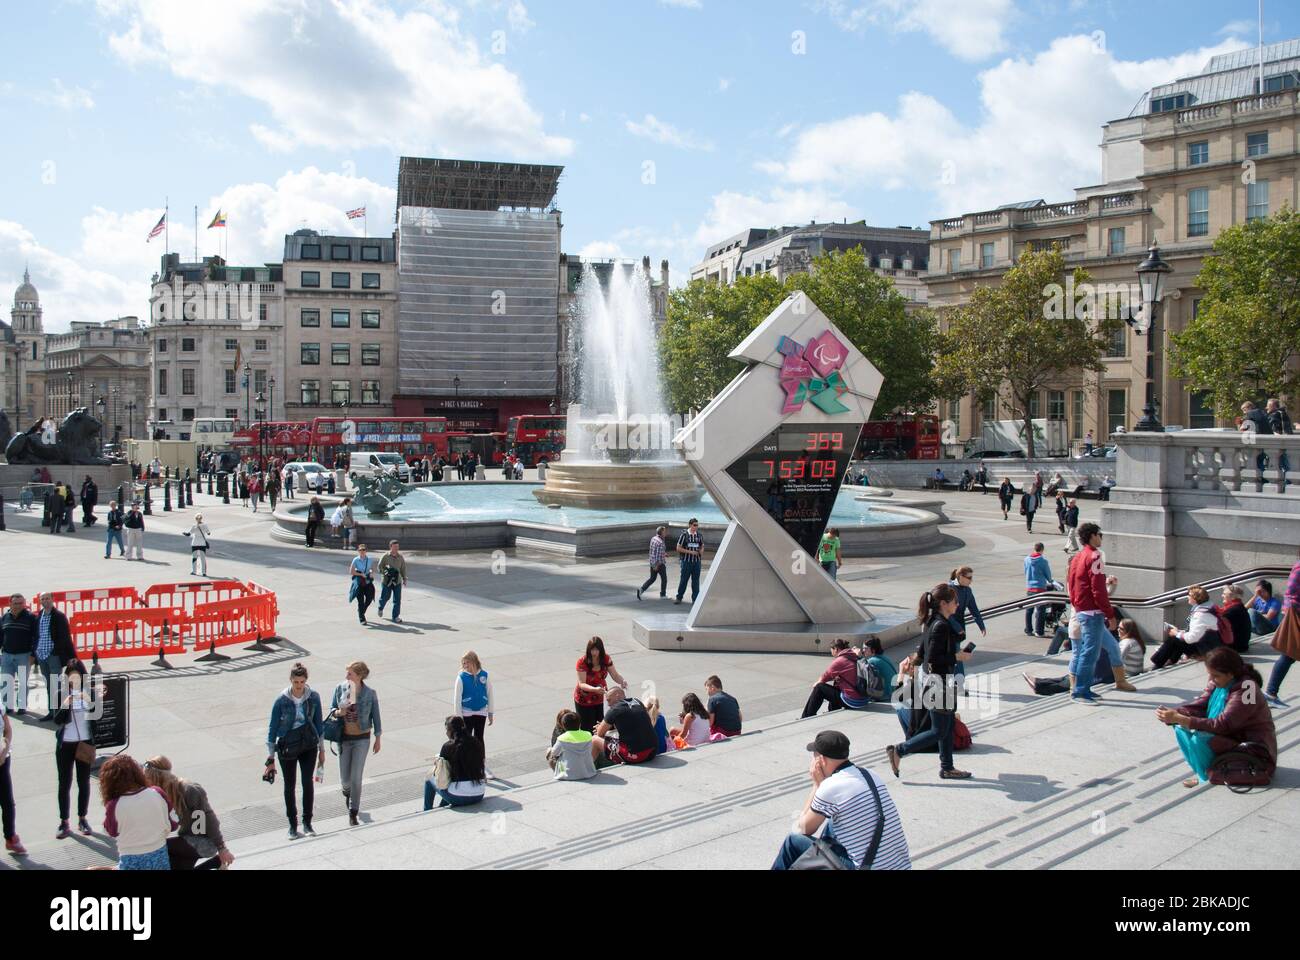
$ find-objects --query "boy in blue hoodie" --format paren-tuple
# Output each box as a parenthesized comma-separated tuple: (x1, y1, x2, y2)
(1024, 543, 1054, 637)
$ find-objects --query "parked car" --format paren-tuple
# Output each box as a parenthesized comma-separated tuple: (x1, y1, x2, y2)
(348, 451, 410, 483)
(282, 460, 330, 491)
(1075, 445, 1118, 460)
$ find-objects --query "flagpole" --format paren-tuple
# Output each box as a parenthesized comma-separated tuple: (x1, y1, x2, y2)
(194, 205, 198, 261)
(165, 196, 169, 255)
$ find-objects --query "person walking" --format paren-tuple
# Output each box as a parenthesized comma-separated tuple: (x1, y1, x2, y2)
(123, 501, 145, 561)
(54, 658, 95, 839)
(249, 472, 262, 513)
(1063, 499, 1081, 553)
(1066, 522, 1117, 703)
(142, 756, 234, 870)
(80, 475, 98, 527)
(103, 500, 125, 559)
(1, 594, 37, 717)
(573, 636, 627, 732)
(348, 544, 376, 625)
(1019, 487, 1037, 533)
(283, 466, 296, 501)
(1023, 544, 1053, 638)
(453, 651, 494, 743)
(237, 471, 249, 508)
(1054, 492, 1068, 535)
(997, 477, 1015, 520)
(48, 483, 66, 535)
(1, 713, 27, 855)
(182, 513, 212, 577)
(305, 496, 325, 548)
(376, 540, 407, 623)
(886, 584, 972, 780)
(636, 526, 668, 601)
(100, 755, 178, 870)
(1264, 551, 1300, 707)
(819, 527, 843, 580)
(330, 662, 382, 827)
(34, 593, 76, 724)
(265, 663, 325, 839)
(673, 518, 705, 605)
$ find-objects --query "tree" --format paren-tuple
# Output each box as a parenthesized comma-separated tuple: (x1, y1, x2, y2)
(787, 248, 938, 416)
(659, 247, 939, 417)
(932, 246, 1119, 458)
(1169, 205, 1300, 418)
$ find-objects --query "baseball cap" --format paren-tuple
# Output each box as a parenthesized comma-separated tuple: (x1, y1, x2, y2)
(806, 730, 850, 760)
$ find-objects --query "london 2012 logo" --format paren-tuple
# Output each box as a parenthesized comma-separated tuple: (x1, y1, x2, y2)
(775, 330, 850, 415)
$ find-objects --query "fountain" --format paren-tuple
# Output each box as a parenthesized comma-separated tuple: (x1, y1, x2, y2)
(534, 262, 699, 508)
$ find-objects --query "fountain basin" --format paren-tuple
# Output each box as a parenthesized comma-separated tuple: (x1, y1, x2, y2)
(533, 460, 698, 508)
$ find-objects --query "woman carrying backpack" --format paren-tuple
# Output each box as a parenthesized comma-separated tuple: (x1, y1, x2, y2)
(264, 663, 324, 839)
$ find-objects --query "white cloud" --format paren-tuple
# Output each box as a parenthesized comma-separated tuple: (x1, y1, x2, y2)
(1, 79, 96, 111)
(577, 241, 627, 260)
(507, 1, 534, 32)
(578, 112, 592, 123)
(95, 0, 570, 159)
(625, 113, 715, 151)
(1, 167, 395, 333)
(718, 77, 732, 92)
(1218, 19, 1257, 37)
(815, 0, 1015, 62)
(692, 187, 859, 251)
(761, 35, 1250, 214)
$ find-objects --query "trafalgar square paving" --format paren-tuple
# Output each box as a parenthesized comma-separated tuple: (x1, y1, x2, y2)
(1, 478, 1295, 871)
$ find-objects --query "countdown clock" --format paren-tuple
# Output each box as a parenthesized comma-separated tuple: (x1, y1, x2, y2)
(724, 423, 863, 557)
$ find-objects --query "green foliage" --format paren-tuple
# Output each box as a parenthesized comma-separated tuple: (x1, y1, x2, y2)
(932, 246, 1118, 457)
(1169, 205, 1300, 417)
(659, 247, 938, 416)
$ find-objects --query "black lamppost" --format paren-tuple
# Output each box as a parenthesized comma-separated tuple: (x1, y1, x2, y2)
(65, 371, 73, 418)
(125, 400, 136, 440)
(1131, 243, 1172, 432)
(255, 394, 266, 469)
(453, 375, 461, 400)
(269, 375, 276, 425)
(243, 362, 252, 428)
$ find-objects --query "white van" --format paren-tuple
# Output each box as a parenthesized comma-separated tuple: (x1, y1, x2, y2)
(349, 450, 410, 483)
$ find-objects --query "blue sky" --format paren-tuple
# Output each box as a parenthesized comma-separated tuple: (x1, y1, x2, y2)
(2, 0, 1297, 330)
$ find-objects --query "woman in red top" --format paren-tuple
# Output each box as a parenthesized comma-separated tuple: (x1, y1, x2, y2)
(574, 637, 627, 732)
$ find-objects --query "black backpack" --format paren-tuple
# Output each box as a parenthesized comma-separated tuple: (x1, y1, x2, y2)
(852, 656, 886, 701)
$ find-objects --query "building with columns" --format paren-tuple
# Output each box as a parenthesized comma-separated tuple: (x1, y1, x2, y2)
(926, 40, 1300, 448)
(148, 253, 285, 439)
(43, 316, 150, 442)
(7, 268, 47, 426)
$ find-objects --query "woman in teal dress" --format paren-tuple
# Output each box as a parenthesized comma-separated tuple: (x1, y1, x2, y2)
(1156, 646, 1277, 788)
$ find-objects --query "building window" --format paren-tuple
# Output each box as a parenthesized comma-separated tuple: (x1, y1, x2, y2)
(1107, 227, 1125, 255)
(360, 311, 380, 329)
(1106, 324, 1127, 358)
(1188, 141, 1208, 166)
(331, 272, 351, 289)
(180, 407, 194, 422)
(1192, 298, 1203, 319)
(300, 343, 320, 365)
(1189, 390, 1216, 429)
(332, 344, 351, 365)
(182, 369, 196, 396)
(330, 244, 351, 261)
(1027, 392, 1041, 420)
(981, 395, 996, 420)
(1048, 390, 1066, 422)
(254, 369, 266, 394)
(361, 380, 380, 404)
(1107, 389, 1127, 435)
(331, 380, 351, 405)
(224, 338, 237, 350)
(258, 303, 268, 323)
(360, 245, 381, 262)
(224, 408, 238, 420)
(255, 338, 268, 351)
(947, 399, 960, 437)
(301, 271, 320, 288)
(225, 369, 236, 394)
(879, 256, 892, 270)
(1247, 180, 1269, 222)
(300, 243, 321, 260)
(361, 343, 380, 365)
(1071, 390, 1084, 439)
(331, 309, 350, 328)
(301, 309, 320, 327)
(980, 242, 994, 269)
(361, 273, 380, 289)
(158, 369, 167, 395)
(1150, 93, 1188, 114)
(157, 338, 167, 353)
(157, 408, 167, 422)
(1247, 131, 1269, 157)
(181, 338, 195, 352)
(1187, 188, 1209, 237)
(949, 249, 961, 271)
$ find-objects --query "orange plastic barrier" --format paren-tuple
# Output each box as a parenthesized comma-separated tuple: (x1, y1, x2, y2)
(40, 587, 143, 619)
(140, 580, 252, 616)
(70, 606, 189, 660)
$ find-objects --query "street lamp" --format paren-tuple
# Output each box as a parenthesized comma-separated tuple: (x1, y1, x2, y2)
(453, 375, 461, 399)
(255, 391, 267, 468)
(65, 371, 73, 418)
(243, 362, 252, 428)
(1131, 242, 1172, 432)
(125, 401, 136, 440)
(269, 375, 276, 424)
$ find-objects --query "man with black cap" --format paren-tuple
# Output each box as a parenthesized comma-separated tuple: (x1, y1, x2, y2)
(771, 730, 911, 870)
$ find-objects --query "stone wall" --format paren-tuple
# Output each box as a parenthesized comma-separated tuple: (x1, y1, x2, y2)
(0, 463, 133, 503)
(857, 457, 1115, 490)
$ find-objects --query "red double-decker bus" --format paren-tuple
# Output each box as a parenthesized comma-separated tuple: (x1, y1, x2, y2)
(503, 415, 566, 466)
(309, 417, 450, 466)
(230, 421, 313, 459)
(856, 414, 941, 460)
(447, 431, 506, 465)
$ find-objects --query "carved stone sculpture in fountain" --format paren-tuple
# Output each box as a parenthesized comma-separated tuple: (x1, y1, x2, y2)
(353, 471, 409, 516)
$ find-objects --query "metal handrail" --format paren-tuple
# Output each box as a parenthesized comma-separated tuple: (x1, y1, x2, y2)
(972, 566, 1294, 620)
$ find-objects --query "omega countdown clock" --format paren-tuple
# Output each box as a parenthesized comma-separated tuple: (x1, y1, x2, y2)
(634, 293, 884, 650)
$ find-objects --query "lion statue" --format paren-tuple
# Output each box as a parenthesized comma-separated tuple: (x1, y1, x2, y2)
(4, 408, 110, 465)
(352, 469, 408, 515)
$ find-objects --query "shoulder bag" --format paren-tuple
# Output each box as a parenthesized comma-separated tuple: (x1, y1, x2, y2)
(790, 764, 886, 871)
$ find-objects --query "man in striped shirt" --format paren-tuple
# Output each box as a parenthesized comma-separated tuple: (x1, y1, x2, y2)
(636, 526, 668, 601)
(772, 730, 911, 870)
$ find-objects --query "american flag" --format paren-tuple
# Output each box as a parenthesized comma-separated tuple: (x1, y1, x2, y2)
(346, 207, 365, 220)
(147, 212, 166, 241)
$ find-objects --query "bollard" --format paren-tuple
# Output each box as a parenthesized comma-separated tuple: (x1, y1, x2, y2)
(194, 638, 231, 663)
(42, 492, 52, 528)
(186, 477, 193, 506)
(207, 472, 214, 496)
(144, 483, 152, 515)
(163, 479, 172, 511)
(91, 650, 103, 675)
(221, 473, 230, 505)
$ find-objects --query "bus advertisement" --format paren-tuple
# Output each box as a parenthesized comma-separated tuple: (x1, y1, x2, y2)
(309, 417, 450, 465)
(503, 414, 566, 466)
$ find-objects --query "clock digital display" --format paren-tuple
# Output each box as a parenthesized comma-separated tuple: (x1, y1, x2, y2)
(724, 423, 863, 557)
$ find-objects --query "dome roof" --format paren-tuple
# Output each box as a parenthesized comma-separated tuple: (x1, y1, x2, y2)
(14, 267, 38, 306)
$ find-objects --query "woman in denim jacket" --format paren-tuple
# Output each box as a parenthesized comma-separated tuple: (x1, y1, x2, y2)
(330, 661, 382, 826)
(264, 663, 325, 839)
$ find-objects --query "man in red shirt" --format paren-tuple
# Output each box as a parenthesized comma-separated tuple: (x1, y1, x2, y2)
(1066, 522, 1117, 703)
